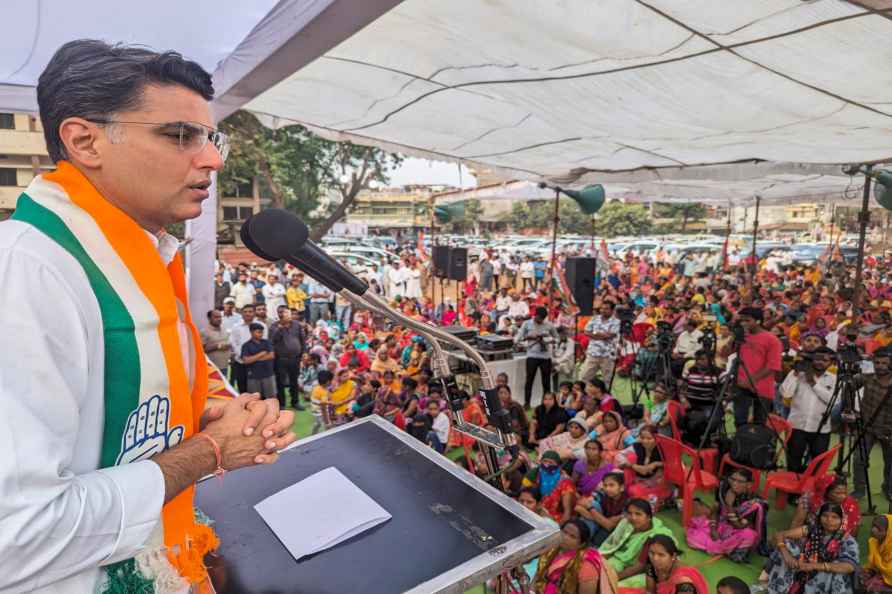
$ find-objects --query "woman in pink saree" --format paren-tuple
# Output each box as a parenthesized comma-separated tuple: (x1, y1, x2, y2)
(532, 518, 619, 594)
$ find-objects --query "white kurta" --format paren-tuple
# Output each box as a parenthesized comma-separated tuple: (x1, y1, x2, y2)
(0, 220, 173, 594)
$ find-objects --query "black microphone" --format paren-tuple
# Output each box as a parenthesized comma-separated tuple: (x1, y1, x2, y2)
(241, 210, 368, 295)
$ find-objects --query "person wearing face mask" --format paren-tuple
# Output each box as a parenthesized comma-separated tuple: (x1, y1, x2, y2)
(523, 450, 576, 524)
(852, 346, 892, 500)
(779, 347, 836, 476)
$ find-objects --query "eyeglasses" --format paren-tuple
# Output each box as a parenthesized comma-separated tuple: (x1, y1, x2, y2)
(87, 119, 230, 163)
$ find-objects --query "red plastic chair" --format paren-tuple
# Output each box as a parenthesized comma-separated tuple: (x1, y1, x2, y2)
(761, 444, 840, 510)
(719, 414, 793, 492)
(655, 434, 719, 527)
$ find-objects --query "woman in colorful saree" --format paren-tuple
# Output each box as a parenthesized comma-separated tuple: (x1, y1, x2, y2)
(572, 439, 615, 497)
(616, 425, 671, 511)
(599, 498, 673, 588)
(539, 418, 591, 463)
(590, 411, 632, 465)
(790, 475, 861, 538)
(524, 450, 577, 524)
(531, 519, 619, 594)
(765, 502, 858, 594)
(686, 468, 768, 563)
(860, 515, 892, 593)
(620, 534, 709, 594)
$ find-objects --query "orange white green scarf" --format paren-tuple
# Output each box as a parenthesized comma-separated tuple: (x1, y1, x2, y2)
(12, 162, 216, 593)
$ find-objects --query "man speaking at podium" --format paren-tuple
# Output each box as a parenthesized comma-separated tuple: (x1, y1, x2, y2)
(0, 41, 297, 593)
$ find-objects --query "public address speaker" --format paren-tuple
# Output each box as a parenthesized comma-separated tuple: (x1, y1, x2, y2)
(448, 247, 468, 281)
(432, 245, 450, 279)
(565, 257, 596, 316)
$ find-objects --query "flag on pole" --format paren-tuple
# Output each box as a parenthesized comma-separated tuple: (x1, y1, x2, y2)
(416, 230, 427, 261)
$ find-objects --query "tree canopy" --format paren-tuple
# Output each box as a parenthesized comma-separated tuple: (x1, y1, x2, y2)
(508, 199, 652, 237)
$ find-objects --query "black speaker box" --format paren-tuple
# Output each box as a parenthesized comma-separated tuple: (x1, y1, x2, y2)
(565, 257, 596, 316)
(432, 245, 450, 278)
(448, 247, 468, 281)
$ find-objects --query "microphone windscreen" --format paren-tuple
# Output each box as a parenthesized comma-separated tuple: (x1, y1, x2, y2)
(247, 208, 310, 259)
(240, 216, 276, 261)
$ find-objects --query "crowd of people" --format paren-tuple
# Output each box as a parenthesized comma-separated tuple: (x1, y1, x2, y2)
(203, 239, 892, 594)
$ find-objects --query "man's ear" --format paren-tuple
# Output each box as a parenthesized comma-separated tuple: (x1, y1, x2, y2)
(58, 117, 104, 169)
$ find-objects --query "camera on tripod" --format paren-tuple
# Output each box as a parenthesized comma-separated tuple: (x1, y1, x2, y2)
(698, 315, 717, 354)
(615, 306, 635, 336)
(655, 320, 675, 352)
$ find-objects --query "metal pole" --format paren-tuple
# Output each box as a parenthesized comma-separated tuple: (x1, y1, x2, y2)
(547, 189, 560, 313)
(749, 195, 761, 289)
(853, 165, 873, 316)
(430, 195, 437, 314)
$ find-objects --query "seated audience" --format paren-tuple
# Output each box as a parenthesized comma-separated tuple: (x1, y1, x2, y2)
(530, 392, 571, 447)
(600, 498, 673, 587)
(532, 519, 619, 594)
(575, 471, 628, 547)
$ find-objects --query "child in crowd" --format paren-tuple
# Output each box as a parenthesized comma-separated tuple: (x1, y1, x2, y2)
(574, 471, 628, 546)
(310, 369, 333, 434)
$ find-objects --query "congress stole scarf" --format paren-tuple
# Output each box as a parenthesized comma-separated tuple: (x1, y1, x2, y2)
(12, 162, 216, 593)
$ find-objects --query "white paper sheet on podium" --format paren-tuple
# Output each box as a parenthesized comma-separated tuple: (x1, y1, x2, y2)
(254, 466, 392, 560)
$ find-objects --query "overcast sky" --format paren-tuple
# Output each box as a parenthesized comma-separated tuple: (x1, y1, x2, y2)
(387, 157, 477, 188)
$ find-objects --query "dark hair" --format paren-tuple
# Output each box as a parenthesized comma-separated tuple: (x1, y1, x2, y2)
(241, 303, 255, 311)
(559, 381, 573, 390)
(818, 501, 844, 520)
(37, 40, 214, 163)
(588, 379, 607, 393)
(519, 486, 541, 502)
(248, 322, 264, 333)
(584, 439, 603, 451)
(535, 306, 548, 318)
(824, 476, 848, 497)
(648, 534, 682, 556)
(730, 468, 753, 482)
(561, 518, 591, 544)
(206, 309, 219, 319)
(626, 498, 654, 517)
(716, 575, 750, 594)
(317, 370, 333, 384)
(603, 471, 625, 486)
(738, 307, 764, 322)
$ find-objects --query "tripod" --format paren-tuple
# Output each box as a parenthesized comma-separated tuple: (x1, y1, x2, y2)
(816, 358, 887, 515)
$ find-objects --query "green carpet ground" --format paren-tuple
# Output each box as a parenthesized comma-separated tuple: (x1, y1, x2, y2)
(286, 379, 891, 592)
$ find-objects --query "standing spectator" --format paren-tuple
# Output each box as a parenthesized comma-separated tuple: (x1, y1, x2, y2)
(479, 256, 494, 292)
(310, 370, 334, 434)
(425, 400, 450, 454)
(335, 291, 353, 331)
(254, 303, 271, 329)
(247, 269, 265, 305)
(241, 323, 276, 400)
(552, 326, 577, 388)
(262, 272, 287, 320)
(516, 306, 559, 408)
(221, 296, 239, 333)
(779, 347, 835, 474)
(229, 304, 264, 393)
(306, 276, 333, 324)
(727, 307, 782, 428)
(520, 256, 536, 292)
(285, 272, 308, 321)
(201, 309, 232, 377)
(386, 260, 409, 298)
(853, 346, 892, 500)
(213, 271, 230, 309)
(270, 307, 306, 410)
(581, 302, 621, 384)
(492, 253, 503, 289)
(229, 271, 255, 309)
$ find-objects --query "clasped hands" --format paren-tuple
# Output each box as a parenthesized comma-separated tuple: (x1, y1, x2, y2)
(199, 394, 298, 472)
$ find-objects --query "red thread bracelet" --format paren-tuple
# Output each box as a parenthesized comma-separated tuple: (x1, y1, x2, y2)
(196, 433, 226, 479)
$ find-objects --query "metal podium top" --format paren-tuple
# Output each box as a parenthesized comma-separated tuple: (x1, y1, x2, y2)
(196, 416, 559, 594)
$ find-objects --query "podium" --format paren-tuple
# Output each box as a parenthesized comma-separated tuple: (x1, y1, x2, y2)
(196, 416, 559, 594)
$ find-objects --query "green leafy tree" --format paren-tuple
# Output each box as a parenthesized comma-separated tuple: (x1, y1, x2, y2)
(593, 201, 653, 237)
(443, 199, 483, 235)
(654, 202, 707, 233)
(218, 110, 402, 240)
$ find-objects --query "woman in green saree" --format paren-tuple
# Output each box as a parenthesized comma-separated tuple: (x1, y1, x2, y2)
(598, 498, 673, 588)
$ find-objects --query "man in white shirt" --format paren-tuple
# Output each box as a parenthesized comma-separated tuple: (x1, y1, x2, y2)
(779, 347, 836, 473)
(495, 287, 512, 322)
(221, 296, 239, 332)
(674, 318, 704, 361)
(0, 40, 295, 594)
(491, 254, 503, 289)
(425, 400, 451, 454)
(261, 272, 286, 320)
(229, 271, 255, 309)
(507, 292, 530, 320)
(519, 256, 536, 292)
(385, 260, 409, 298)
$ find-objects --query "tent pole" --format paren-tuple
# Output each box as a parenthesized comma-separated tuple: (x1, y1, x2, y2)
(853, 165, 873, 316)
(749, 195, 761, 289)
(430, 195, 437, 314)
(722, 201, 732, 271)
(547, 189, 560, 313)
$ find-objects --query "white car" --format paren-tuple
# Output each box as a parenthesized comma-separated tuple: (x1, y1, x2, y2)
(327, 251, 381, 278)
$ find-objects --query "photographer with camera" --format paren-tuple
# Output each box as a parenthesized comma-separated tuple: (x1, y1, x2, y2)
(722, 307, 783, 429)
(779, 346, 836, 474)
(581, 302, 621, 385)
(515, 306, 559, 409)
(852, 346, 892, 500)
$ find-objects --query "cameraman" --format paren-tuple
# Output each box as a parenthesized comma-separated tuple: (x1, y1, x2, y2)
(779, 346, 835, 474)
(852, 346, 892, 500)
(723, 307, 783, 429)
